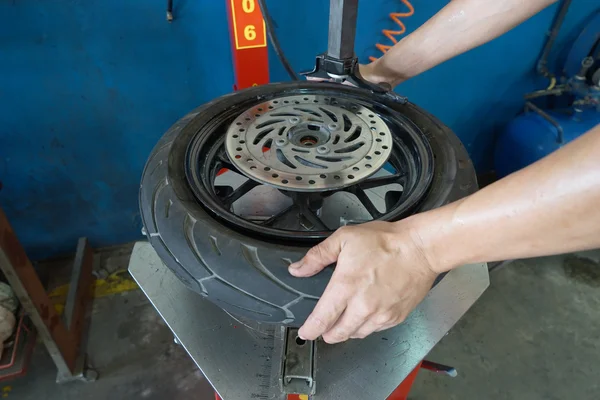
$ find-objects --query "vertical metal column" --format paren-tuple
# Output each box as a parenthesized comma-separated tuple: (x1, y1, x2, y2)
(327, 0, 359, 60)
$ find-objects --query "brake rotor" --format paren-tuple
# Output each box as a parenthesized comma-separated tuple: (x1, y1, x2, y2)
(224, 94, 393, 191)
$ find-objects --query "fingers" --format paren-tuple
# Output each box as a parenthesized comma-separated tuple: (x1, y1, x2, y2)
(289, 231, 344, 277)
(350, 319, 380, 339)
(321, 304, 373, 344)
(352, 313, 400, 339)
(298, 280, 350, 340)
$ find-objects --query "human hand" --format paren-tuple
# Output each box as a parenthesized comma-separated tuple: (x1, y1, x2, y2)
(288, 221, 439, 343)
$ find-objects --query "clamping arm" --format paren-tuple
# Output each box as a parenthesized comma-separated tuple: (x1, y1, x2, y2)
(303, 0, 395, 94)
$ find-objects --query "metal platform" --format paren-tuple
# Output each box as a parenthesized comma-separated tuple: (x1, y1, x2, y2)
(128, 241, 489, 400)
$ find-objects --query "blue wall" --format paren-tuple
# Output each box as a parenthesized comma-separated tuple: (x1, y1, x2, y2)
(0, 0, 598, 259)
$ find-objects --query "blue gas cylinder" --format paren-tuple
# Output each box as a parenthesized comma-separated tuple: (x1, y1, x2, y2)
(494, 107, 600, 178)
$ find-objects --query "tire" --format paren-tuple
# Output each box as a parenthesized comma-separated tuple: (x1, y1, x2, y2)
(139, 82, 477, 326)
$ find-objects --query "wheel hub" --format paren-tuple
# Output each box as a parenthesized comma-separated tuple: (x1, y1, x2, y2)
(225, 94, 394, 191)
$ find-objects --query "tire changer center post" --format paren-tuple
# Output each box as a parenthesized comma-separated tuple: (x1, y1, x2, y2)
(222, 0, 400, 394)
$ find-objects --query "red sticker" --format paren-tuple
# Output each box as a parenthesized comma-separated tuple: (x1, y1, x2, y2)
(230, 0, 267, 50)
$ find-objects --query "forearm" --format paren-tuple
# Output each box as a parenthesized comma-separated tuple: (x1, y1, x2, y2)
(367, 0, 558, 86)
(409, 124, 600, 273)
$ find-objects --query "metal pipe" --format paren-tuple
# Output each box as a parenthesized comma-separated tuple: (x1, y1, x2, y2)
(327, 0, 359, 60)
(525, 101, 564, 144)
(537, 0, 572, 81)
(576, 56, 594, 79)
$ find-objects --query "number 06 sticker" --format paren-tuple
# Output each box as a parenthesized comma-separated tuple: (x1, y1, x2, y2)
(230, 0, 267, 50)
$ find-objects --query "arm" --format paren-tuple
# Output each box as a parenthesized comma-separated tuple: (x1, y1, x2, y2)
(421, 124, 600, 271)
(290, 124, 600, 343)
(363, 0, 558, 87)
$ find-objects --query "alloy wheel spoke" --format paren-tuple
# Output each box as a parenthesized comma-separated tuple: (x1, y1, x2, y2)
(353, 187, 383, 218)
(223, 179, 260, 207)
(358, 173, 405, 190)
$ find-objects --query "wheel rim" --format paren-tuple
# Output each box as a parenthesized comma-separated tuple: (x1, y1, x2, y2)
(185, 87, 434, 244)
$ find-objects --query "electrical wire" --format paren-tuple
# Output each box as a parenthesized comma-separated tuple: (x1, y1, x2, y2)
(369, 0, 414, 62)
(257, 0, 300, 81)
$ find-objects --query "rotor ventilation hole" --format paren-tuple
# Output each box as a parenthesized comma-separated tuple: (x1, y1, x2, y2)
(225, 94, 394, 191)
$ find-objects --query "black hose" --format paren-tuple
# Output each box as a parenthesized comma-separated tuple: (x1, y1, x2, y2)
(536, 0, 572, 84)
(257, 0, 300, 81)
(166, 0, 173, 21)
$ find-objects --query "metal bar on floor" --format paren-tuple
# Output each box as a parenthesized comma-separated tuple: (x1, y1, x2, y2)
(0, 207, 96, 383)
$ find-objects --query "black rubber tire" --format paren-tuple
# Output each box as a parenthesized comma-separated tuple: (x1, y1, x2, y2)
(139, 82, 477, 326)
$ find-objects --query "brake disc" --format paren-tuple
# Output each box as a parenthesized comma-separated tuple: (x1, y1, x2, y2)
(224, 94, 393, 191)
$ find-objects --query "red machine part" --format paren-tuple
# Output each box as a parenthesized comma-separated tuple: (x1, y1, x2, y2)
(226, 0, 270, 90)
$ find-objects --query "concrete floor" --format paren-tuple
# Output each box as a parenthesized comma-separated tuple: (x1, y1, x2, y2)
(5, 251, 600, 399)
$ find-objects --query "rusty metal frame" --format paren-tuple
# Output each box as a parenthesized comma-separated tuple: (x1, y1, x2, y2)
(0, 208, 96, 383)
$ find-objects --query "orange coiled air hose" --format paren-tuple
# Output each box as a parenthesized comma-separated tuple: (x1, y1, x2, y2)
(369, 0, 415, 62)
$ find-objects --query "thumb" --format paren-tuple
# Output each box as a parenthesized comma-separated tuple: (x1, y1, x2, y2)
(289, 234, 343, 277)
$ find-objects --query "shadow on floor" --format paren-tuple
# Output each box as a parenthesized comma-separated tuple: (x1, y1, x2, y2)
(8, 290, 215, 400)
(410, 251, 600, 400)
(6, 251, 600, 399)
